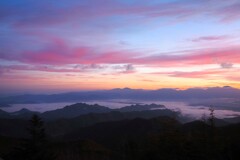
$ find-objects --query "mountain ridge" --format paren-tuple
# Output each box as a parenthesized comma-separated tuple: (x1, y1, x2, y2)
(1, 87, 240, 105)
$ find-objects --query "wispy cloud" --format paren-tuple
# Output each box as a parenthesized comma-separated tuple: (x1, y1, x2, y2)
(214, 1, 240, 22)
(190, 35, 230, 42)
(121, 64, 136, 74)
(164, 70, 225, 79)
(0, 64, 106, 73)
(220, 62, 234, 69)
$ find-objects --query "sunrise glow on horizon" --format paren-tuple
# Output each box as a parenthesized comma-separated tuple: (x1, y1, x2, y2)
(1, 0, 240, 94)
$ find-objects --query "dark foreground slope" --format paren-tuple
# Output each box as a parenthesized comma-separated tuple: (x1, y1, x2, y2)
(1, 114, 240, 160)
(0, 103, 239, 160)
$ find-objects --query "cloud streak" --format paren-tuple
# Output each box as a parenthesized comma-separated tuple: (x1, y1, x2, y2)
(191, 35, 230, 42)
(1, 0, 239, 29)
(220, 62, 234, 69)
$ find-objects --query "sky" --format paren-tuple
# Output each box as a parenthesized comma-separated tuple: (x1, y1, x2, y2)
(0, 0, 240, 94)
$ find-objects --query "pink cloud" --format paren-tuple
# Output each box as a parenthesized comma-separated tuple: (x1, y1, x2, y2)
(1, 31, 240, 68)
(125, 47, 240, 67)
(166, 70, 225, 78)
(150, 68, 240, 82)
(1, 44, 240, 67)
(21, 47, 89, 65)
(226, 76, 240, 81)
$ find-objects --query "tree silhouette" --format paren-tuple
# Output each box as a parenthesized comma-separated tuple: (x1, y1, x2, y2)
(5, 115, 55, 160)
(208, 107, 215, 129)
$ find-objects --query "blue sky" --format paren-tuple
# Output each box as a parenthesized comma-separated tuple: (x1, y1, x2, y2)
(0, 0, 240, 94)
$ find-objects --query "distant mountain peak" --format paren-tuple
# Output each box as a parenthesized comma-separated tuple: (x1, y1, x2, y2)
(11, 108, 38, 116)
(19, 108, 31, 112)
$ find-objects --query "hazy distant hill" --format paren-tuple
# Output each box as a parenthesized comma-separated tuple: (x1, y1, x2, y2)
(1, 87, 240, 105)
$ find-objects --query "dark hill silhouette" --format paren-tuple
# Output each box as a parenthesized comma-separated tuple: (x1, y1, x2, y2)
(11, 108, 33, 115)
(0, 107, 180, 138)
(182, 120, 210, 133)
(224, 116, 240, 123)
(41, 103, 111, 120)
(0, 103, 173, 121)
(10, 108, 40, 119)
(0, 108, 39, 119)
